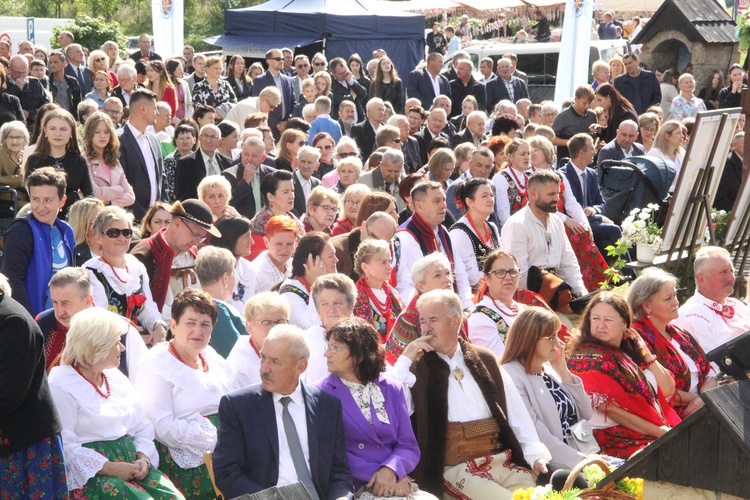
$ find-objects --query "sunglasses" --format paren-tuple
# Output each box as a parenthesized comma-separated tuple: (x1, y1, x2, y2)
(95, 57, 106, 62)
(268, 57, 283, 62)
(338, 151, 358, 158)
(314, 62, 326, 67)
(105, 228, 133, 239)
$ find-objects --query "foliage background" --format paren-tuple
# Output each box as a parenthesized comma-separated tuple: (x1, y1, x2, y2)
(3, 0, 265, 53)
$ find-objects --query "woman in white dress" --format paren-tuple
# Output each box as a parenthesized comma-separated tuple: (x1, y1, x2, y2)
(226, 292, 291, 388)
(449, 177, 500, 290)
(279, 231, 339, 329)
(134, 289, 235, 500)
(467, 249, 525, 357)
(49, 308, 183, 499)
(84, 206, 168, 346)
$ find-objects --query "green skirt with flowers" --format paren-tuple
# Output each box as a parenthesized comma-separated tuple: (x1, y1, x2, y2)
(75, 436, 184, 499)
(156, 414, 219, 500)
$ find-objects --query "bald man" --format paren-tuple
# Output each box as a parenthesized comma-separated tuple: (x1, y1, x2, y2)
(596, 119, 645, 168)
(6, 55, 51, 126)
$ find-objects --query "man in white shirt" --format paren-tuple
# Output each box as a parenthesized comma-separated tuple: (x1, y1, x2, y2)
(501, 169, 587, 296)
(213, 325, 354, 499)
(673, 246, 750, 354)
(393, 181, 472, 307)
(390, 290, 544, 498)
(225, 86, 282, 129)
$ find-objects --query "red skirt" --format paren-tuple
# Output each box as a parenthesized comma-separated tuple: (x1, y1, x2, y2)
(565, 226, 609, 291)
(593, 425, 654, 460)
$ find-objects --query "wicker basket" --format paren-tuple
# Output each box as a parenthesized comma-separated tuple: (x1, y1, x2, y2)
(562, 456, 637, 499)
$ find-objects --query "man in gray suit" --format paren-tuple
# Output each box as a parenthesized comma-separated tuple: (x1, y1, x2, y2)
(596, 120, 645, 169)
(357, 148, 407, 212)
(117, 89, 167, 220)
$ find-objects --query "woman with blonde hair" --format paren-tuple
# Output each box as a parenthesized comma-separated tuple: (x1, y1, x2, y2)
(146, 60, 177, 120)
(369, 56, 403, 113)
(191, 56, 237, 119)
(314, 70, 333, 98)
(638, 112, 660, 153)
(493, 138, 530, 225)
(68, 197, 105, 266)
(670, 73, 707, 121)
(197, 174, 238, 221)
(87, 49, 118, 88)
(590, 59, 610, 90)
(425, 147, 456, 190)
(0, 120, 29, 204)
(302, 186, 340, 234)
(353, 239, 403, 343)
(82, 111, 135, 208)
(100, 41, 123, 73)
(48, 308, 183, 498)
(332, 183, 370, 235)
(247, 62, 264, 83)
(649, 120, 684, 193)
(608, 55, 625, 81)
(84, 70, 111, 109)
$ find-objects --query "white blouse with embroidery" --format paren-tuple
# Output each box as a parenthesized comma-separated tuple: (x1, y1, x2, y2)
(48, 365, 159, 491)
(133, 342, 236, 468)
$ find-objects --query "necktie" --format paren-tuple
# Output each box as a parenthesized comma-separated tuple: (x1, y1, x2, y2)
(208, 157, 218, 176)
(580, 172, 587, 206)
(76, 67, 85, 90)
(280, 397, 319, 500)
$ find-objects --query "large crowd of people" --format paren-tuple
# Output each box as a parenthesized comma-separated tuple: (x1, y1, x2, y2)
(1, 18, 748, 499)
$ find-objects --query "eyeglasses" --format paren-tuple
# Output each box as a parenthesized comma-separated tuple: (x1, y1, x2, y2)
(297, 63, 309, 69)
(324, 343, 347, 353)
(316, 204, 338, 214)
(259, 319, 289, 327)
(6, 135, 26, 142)
(94, 57, 106, 62)
(104, 108, 123, 117)
(316, 144, 333, 150)
(344, 199, 361, 206)
(268, 57, 283, 62)
(338, 151, 358, 158)
(487, 268, 520, 279)
(104, 228, 133, 239)
(183, 220, 207, 242)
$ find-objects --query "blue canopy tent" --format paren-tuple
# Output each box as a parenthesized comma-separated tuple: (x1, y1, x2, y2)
(205, 0, 426, 80)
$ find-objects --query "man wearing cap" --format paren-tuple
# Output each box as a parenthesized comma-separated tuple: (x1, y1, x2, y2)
(130, 199, 221, 320)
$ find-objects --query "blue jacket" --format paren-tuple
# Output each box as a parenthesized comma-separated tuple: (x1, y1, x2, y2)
(2, 215, 74, 316)
(308, 115, 343, 144)
(559, 161, 606, 215)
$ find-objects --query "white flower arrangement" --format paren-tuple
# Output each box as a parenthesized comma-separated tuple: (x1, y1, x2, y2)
(619, 204, 662, 252)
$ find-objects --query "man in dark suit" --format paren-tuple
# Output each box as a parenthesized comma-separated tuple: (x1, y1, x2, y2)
(329, 57, 368, 121)
(223, 136, 277, 219)
(111, 63, 144, 108)
(292, 146, 322, 217)
(252, 49, 295, 140)
(596, 120, 645, 169)
(412, 108, 449, 166)
(117, 89, 167, 221)
(129, 34, 162, 63)
(449, 60, 486, 118)
(485, 58, 529, 115)
(406, 52, 451, 111)
(63, 44, 93, 94)
(559, 134, 623, 261)
(451, 110, 486, 148)
(350, 98, 385, 160)
(174, 124, 232, 201)
(714, 132, 744, 212)
(213, 325, 354, 500)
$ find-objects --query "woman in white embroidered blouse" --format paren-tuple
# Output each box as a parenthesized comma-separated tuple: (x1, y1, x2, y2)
(467, 250, 525, 357)
(48, 308, 183, 498)
(84, 206, 167, 346)
(134, 289, 235, 500)
(226, 291, 291, 388)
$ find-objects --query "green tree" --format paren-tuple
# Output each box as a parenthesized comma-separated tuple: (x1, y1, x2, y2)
(0, 0, 27, 17)
(51, 14, 128, 56)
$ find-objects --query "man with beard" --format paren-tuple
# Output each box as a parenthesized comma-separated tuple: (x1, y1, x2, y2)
(337, 100, 356, 137)
(500, 170, 587, 296)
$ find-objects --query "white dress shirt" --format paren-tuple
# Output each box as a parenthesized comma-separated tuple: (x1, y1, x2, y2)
(228, 258, 258, 312)
(295, 169, 313, 205)
(392, 227, 473, 308)
(448, 215, 501, 288)
(672, 291, 750, 355)
(427, 70, 441, 100)
(201, 148, 219, 177)
(303, 324, 328, 385)
(492, 167, 526, 226)
(251, 250, 292, 293)
(273, 384, 312, 487)
(500, 206, 587, 295)
(126, 122, 158, 204)
(134, 343, 236, 468)
(49, 366, 159, 490)
(225, 335, 262, 389)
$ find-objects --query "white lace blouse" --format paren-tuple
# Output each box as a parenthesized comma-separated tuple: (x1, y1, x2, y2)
(133, 343, 236, 468)
(48, 365, 159, 491)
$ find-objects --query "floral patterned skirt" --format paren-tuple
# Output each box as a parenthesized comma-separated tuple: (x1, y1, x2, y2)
(155, 414, 219, 500)
(1, 433, 68, 499)
(593, 425, 654, 460)
(566, 226, 609, 291)
(75, 436, 183, 499)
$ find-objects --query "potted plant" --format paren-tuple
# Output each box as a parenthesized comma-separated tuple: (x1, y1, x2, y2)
(620, 204, 663, 264)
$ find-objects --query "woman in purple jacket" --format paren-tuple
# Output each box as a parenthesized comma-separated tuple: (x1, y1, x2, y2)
(318, 318, 435, 499)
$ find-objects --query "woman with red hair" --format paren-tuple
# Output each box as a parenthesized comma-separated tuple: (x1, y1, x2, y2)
(251, 215, 299, 293)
